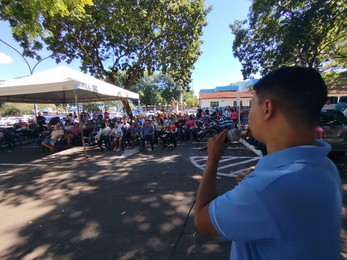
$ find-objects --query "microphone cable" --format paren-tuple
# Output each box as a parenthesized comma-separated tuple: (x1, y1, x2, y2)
(167, 197, 196, 260)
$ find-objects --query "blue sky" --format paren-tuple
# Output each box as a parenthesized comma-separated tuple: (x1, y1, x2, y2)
(0, 0, 251, 93)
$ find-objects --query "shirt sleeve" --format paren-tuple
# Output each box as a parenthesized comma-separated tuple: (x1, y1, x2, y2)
(209, 182, 278, 241)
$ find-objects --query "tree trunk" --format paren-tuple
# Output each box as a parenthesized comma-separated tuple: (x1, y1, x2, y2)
(121, 99, 133, 120)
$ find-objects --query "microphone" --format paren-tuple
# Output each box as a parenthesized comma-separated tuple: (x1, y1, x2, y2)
(224, 128, 242, 143)
(198, 128, 242, 151)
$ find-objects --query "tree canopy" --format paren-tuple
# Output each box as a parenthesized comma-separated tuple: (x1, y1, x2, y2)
(1, 0, 210, 117)
(133, 73, 179, 107)
(230, 0, 347, 80)
(132, 72, 198, 109)
(0, 0, 92, 39)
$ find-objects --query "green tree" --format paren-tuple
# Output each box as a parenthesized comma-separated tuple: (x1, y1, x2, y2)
(0, 102, 37, 116)
(322, 70, 347, 89)
(230, 0, 347, 79)
(6, 0, 210, 118)
(0, 0, 92, 39)
(183, 90, 199, 107)
(159, 74, 180, 105)
(133, 73, 180, 108)
(322, 42, 347, 88)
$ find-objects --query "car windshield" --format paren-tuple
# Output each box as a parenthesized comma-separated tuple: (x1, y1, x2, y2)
(320, 110, 347, 125)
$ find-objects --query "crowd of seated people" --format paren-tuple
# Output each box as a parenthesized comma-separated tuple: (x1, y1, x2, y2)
(2, 105, 258, 155)
(89, 110, 203, 152)
(16, 108, 223, 153)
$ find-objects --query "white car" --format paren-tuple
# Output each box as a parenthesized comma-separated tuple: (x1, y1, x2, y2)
(187, 109, 197, 116)
(109, 112, 124, 119)
(145, 110, 156, 116)
(4, 117, 19, 126)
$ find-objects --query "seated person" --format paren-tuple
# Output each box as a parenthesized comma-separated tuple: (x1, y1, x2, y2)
(139, 119, 154, 152)
(162, 120, 178, 148)
(129, 121, 142, 145)
(96, 122, 112, 150)
(121, 118, 131, 147)
(83, 120, 97, 145)
(27, 119, 38, 138)
(155, 118, 165, 143)
(63, 120, 74, 134)
(109, 122, 123, 151)
(41, 124, 64, 153)
(47, 116, 61, 131)
(185, 115, 197, 140)
(62, 122, 81, 146)
(175, 117, 186, 142)
(18, 119, 28, 128)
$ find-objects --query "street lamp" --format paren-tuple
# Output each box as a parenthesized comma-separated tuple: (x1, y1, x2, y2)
(0, 39, 54, 76)
(0, 38, 55, 114)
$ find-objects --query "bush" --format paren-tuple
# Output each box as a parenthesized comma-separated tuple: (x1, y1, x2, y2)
(1, 107, 21, 116)
(0, 103, 34, 116)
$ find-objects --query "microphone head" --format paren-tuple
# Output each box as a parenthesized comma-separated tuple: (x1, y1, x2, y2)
(227, 128, 242, 142)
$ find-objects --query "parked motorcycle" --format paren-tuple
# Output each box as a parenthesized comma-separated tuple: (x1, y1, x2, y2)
(196, 117, 236, 148)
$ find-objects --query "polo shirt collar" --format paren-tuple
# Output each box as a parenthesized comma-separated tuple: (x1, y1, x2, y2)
(256, 140, 331, 170)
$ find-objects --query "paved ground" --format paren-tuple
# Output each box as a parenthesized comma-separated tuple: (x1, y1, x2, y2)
(0, 140, 346, 259)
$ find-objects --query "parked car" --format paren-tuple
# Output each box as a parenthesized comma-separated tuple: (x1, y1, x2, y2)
(186, 109, 197, 116)
(145, 110, 156, 117)
(320, 108, 347, 155)
(3, 117, 18, 126)
(109, 112, 124, 119)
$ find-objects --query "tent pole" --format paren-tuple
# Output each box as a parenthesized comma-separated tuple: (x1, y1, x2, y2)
(73, 89, 89, 158)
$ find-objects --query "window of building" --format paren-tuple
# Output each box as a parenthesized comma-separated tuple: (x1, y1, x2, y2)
(210, 101, 219, 108)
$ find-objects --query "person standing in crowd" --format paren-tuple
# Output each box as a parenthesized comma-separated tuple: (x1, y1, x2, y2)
(194, 67, 342, 259)
(223, 107, 230, 118)
(230, 107, 238, 123)
(36, 112, 46, 134)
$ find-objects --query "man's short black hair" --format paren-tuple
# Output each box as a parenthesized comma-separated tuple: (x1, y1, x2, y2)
(253, 67, 327, 127)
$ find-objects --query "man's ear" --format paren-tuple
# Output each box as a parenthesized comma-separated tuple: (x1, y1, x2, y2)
(263, 99, 275, 120)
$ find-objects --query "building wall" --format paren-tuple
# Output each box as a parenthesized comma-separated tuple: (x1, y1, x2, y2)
(200, 97, 252, 108)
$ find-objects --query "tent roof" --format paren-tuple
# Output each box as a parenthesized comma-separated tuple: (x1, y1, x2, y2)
(0, 66, 139, 104)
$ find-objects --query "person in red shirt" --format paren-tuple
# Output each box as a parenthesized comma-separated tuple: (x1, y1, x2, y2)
(230, 107, 238, 123)
(185, 115, 197, 140)
(163, 120, 177, 148)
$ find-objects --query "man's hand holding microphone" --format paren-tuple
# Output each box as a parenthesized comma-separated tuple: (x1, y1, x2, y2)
(204, 129, 254, 182)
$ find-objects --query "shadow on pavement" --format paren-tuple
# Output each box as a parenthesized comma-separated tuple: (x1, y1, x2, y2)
(0, 146, 233, 259)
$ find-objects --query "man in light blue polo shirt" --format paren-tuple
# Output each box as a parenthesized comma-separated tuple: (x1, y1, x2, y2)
(194, 67, 342, 259)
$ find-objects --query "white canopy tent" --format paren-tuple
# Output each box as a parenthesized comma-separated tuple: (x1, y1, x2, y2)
(0, 66, 139, 157)
(0, 66, 139, 103)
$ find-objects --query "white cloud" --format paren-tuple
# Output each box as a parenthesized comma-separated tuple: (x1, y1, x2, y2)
(0, 52, 13, 64)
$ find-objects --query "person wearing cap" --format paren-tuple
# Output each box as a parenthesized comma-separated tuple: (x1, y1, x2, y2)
(139, 118, 154, 152)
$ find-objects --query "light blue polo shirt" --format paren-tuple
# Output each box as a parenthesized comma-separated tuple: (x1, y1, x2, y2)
(209, 140, 342, 260)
